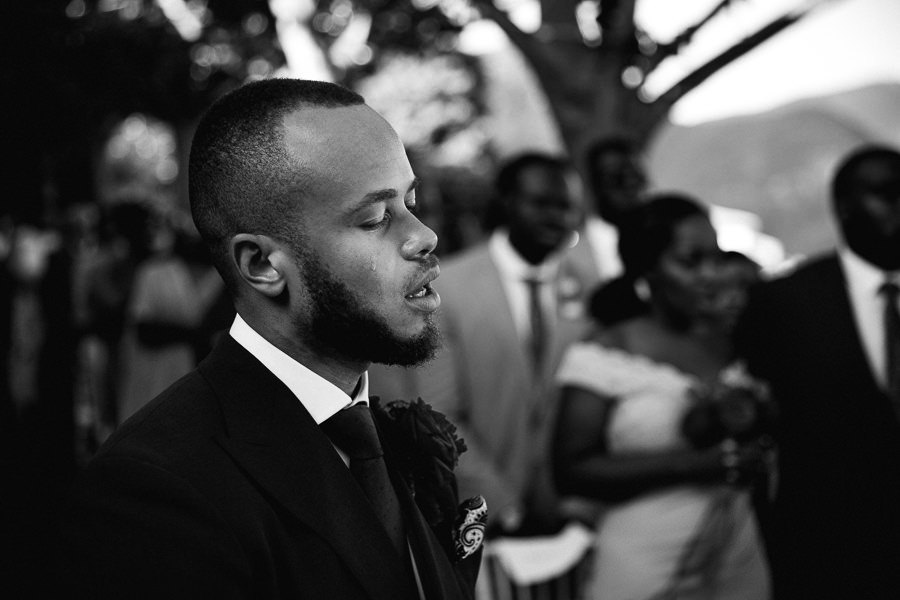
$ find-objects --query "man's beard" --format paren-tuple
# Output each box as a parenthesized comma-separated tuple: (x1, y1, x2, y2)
(293, 249, 441, 367)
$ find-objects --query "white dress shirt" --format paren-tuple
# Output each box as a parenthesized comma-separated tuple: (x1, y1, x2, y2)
(489, 228, 566, 349)
(229, 314, 368, 422)
(229, 314, 367, 459)
(839, 247, 900, 389)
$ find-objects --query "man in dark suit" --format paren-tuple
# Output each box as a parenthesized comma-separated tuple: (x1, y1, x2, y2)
(57, 79, 482, 599)
(736, 145, 900, 599)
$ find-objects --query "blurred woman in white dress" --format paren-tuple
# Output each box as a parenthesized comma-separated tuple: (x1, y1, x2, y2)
(552, 194, 772, 600)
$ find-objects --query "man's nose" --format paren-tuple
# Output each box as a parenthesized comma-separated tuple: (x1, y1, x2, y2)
(400, 217, 438, 260)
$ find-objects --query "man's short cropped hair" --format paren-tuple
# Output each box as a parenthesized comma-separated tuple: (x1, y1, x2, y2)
(188, 78, 364, 288)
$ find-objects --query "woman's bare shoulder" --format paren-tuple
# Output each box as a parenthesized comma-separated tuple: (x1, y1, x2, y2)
(586, 318, 650, 352)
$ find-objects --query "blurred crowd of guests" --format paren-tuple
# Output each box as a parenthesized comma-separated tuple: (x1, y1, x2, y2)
(371, 139, 900, 600)
(3, 135, 899, 599)
(1, 198, 233, 585)
(1, 198, 231, 455)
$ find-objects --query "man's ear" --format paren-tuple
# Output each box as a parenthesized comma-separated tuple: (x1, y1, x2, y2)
(230, 233, 291, 298)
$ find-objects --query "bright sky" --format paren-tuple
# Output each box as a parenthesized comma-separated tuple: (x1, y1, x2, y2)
(462, 0, 900, 126)
(636, 0, 900, 124)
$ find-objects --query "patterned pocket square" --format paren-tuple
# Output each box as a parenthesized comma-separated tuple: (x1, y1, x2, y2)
(453, 495, 487, 562)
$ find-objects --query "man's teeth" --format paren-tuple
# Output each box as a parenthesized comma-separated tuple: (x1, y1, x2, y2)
(408, 287, 427, 298)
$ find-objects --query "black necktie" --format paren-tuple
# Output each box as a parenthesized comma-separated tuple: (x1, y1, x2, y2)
(320, 404, 406, 554)
(525, 277, 546, 369)
(881, 281, 900, 412)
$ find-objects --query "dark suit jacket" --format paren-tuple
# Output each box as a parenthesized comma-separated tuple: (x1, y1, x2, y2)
(736, 254, 900, 599)
(57, 336, 480, 599)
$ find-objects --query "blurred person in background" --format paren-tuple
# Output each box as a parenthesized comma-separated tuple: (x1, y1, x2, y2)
(583, 135, 649, 230)
(370, 152, 602, 535)
(2, 215, 61, 595)
(583, 134, 785, 273)
(78, 199, 157, 441)
(116, 207, 225, 423)
(5, 220, 62, 420)
(553, 194, 772, 600)
(580, 136, 649, 327)
(736, 145, 900, 599)
(2, 205, 96, 596)
(708, 251, 761, 336)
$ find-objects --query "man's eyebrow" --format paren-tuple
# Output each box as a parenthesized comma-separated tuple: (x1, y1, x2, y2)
(347, 178, 421, 215)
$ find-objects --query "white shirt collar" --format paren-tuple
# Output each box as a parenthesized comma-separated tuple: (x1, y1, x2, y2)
(839, 245, 897, 294)
(488, 228, 565, 282)
(228, 314, 369, 425)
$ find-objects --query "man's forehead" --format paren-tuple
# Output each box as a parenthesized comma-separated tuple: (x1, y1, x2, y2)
(282, 104, 383, 144)
(276, 104, 412, 211)
(856, 158, 900, 183)
(282, 105, 402, 170)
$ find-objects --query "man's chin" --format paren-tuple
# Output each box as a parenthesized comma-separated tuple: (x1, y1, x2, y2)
(372, 325, 442, 367)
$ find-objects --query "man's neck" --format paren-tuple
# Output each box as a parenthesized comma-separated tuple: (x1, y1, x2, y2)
(508, 234, 552, 266)
(273, 338, 366, 397)
(238, 310, 366, 396)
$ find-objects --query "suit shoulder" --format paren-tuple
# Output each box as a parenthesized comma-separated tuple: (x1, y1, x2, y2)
(96, 369, 219, 463)
(742, 254, 839, 326)
(437, 243, 494, 282)
(760, 253, 835, 288)
(441, 242, 490, 267)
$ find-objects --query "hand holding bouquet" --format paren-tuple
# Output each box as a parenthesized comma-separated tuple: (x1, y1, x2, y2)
(682, 362, 777, 486)
(682, 362, 776, 448)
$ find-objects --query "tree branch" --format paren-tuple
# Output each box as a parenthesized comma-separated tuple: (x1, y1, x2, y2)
(649, 10, 808, 120)
(472, 0, 552, 71)
(650, 0, 736, 67)
(541, 0, 580, 28)
(599, 0, 638, 50)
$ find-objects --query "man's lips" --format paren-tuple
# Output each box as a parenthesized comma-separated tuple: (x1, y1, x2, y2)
(405, 266, 440, 299)
(404, 265, 441, 311)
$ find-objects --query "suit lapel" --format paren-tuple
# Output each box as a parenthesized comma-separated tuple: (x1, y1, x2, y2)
(545, 252, 597, 377)
(391, 470, 474, 600)
(819, 257, 883, 392)
(199, 338, 418, 600)
(372, 402, 478, 600)
(479, 253, 528, 369)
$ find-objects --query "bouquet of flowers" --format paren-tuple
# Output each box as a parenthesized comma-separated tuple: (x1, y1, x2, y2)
(681, 362, 777, 450)
(372, 396, 486, 562)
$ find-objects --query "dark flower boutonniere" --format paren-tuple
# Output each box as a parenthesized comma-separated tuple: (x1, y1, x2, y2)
(372, 396, 486, 561)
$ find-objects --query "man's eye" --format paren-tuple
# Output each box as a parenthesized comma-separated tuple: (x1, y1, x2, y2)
(363, 212, 391, 229)
(674, 254, 701, 269)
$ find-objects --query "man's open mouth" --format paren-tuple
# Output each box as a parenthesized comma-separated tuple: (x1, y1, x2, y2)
(405, 283, 433, 299)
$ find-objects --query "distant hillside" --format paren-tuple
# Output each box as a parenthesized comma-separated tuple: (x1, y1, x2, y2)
(647, 82, 900, 258)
